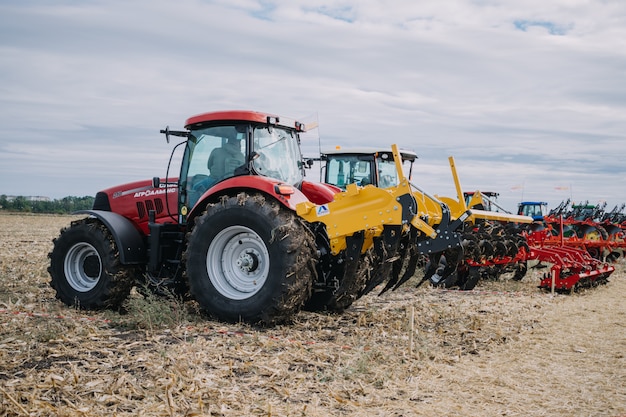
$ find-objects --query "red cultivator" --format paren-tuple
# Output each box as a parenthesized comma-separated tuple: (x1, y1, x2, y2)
(450, 195, 619, 292)
(524, 228, 615, 292)
(513, 199, 623, 291)
(456, 219, 616, 292)
(521, 200, 626, 262)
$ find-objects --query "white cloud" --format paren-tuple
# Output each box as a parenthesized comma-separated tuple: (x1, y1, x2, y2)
(0, 0, 624, 212)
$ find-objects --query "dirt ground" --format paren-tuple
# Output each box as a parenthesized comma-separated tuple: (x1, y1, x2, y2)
(0, 212, 624, 416)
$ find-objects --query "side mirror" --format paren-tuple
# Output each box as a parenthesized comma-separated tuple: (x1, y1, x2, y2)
(152, 177, 161, 188)
(160, 126, 171, 143)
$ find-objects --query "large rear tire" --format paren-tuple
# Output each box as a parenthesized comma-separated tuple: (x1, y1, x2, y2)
(185, 193, 317, 325)
(48, 218, 137, 309)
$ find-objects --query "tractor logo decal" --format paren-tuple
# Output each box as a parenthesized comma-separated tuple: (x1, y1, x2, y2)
(316, 204, 330, 217)
(133, 188, 172, 198)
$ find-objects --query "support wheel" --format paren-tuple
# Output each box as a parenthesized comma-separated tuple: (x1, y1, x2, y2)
(185, 193, 317, 325)
(48, 218, 137, 309)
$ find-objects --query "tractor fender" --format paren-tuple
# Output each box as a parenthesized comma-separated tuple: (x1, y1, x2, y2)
(188, 175, 315, 220)
(74, 210, 147, 265)
(300, 180, 341, 205)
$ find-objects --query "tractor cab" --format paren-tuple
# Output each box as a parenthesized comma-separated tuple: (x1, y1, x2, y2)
(162, 111, 309, 217)
(518, 201, 548, 221)
(319, 147, 417, 190)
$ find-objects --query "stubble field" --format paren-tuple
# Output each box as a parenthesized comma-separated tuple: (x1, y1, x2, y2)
(0, 212, 624, 416)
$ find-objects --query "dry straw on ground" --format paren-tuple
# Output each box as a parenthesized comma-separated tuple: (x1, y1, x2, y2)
(0, 212, 624, 416)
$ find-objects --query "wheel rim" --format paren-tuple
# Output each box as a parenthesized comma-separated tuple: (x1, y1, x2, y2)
(207, 225, 270, 300)
(64, 242, 102, 292)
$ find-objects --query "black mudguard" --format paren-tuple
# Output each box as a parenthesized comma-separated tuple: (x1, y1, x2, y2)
(74, 210, 147, 265)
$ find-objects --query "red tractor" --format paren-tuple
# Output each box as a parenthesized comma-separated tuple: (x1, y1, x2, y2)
(48, 110, 359, 324)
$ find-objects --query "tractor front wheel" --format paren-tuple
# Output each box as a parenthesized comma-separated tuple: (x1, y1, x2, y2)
(48, 218, 137, 309)
(185, 193, 317, 324)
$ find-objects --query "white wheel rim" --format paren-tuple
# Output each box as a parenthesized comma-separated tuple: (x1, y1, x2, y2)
(207, 225, 270, 300)
(64, 242, 102, 292)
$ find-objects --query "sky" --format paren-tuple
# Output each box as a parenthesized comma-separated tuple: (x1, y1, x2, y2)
(1, 0, 625, 213)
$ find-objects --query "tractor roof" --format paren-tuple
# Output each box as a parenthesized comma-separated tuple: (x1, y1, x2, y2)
(519, 201, 548, 205)
(185, 110, 305, 132)
(321, 147, 418, 162)
(464, 191, 500, 197)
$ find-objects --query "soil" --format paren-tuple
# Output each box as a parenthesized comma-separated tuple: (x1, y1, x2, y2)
(0, 212, 624, 416)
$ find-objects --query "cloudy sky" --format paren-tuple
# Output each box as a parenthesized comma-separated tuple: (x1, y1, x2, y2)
(1, 0, 625, 213)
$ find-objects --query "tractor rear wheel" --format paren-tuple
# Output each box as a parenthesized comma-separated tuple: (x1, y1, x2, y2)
(48, 218, 137, 309)
(185, 193, 317, 324)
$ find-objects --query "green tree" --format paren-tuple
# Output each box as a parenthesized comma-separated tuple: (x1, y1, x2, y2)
(12, 196, 31, 212)
(0, 195, 95, 214)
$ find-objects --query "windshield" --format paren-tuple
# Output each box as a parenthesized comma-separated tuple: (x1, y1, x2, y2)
(521, 204, 544, 218)
(252, 126, 304, 185)
(326, 156, 373, 189)
(324, 153, 411, 189)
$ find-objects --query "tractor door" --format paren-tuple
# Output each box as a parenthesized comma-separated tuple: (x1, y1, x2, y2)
(179, 125, 248, 211)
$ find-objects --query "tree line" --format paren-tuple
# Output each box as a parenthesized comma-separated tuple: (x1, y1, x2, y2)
(0, 195, 95, 214)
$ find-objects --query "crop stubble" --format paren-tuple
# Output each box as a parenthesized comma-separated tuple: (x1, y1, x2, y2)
(0, 212, 624, 416)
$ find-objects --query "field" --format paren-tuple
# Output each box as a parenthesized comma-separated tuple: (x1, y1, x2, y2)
(0, 212, 624, 416)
